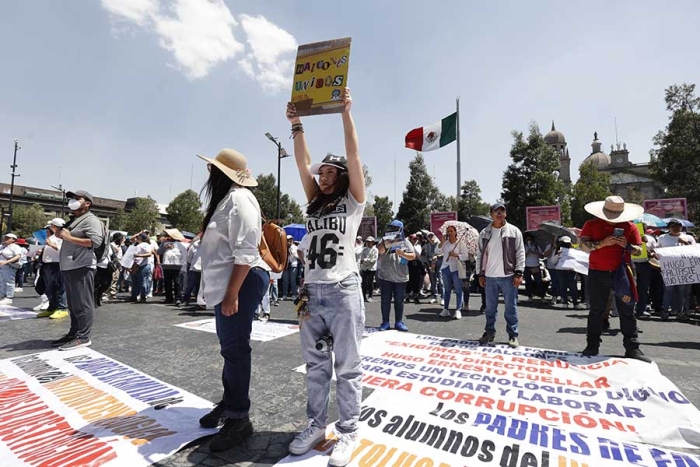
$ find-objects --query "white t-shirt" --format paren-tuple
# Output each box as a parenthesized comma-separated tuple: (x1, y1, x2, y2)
(0, 243, 22, 261)
(658, 233, 696, 248)
(287, 243, 299, 268)
(304, 191, 365, 284)
(440, 239, 468, 272)
(525, 243, 542, 267)
(134, 242, 153, 266)
(42, 237, 62, 263)
(485, 226, 507, 277)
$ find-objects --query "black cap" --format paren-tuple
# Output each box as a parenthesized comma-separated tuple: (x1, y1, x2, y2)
(66, 190, 94, 203)
(667, 218, 683, 226)
(309, 154, 348, 175)
(490, 202, 506, 212)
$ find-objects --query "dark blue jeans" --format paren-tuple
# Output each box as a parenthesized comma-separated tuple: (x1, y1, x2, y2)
(634, 261, 651, 313)
(560, 270, 578, 306)
(214, 267, 268, 419)
(380, 279, 406, 324)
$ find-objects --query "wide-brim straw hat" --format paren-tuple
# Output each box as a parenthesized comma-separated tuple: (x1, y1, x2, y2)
(164, 228, 185, 241)
(197, 149, 257, 187)
(585, 196, 643, 223)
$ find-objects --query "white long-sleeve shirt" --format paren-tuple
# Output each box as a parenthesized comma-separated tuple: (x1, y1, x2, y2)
(440, 240, 469, 272)
(200, 186, 270, 307)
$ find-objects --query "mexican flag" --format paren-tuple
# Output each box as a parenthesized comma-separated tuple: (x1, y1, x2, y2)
(404, 112, 457, 152)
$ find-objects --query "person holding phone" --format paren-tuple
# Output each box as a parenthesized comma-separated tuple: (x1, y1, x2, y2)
(579, 196, 650, 362)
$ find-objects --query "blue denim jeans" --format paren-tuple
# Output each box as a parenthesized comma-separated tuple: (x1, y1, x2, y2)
(380, 279, 406, 324)
(184, 270, 201, 303)
(270, 279, 278, 303)
(0, 265, 16, 299)
(301, 273, 364, 433)
(283, 266, 298, 297)
(131, 263, 152, 300)
(484, 276, 519, 338)
(441, 268, 463, 310)
(560, 270, 578, 306)
(663, 284, 691, 313)
(548, 268, 560, 298)
(215, 267, 268, 419)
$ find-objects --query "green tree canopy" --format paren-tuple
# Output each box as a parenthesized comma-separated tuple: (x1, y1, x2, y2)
(125, 196, 160, 234)
(372, 196, 394, 233)
(396, 153, 448, 233)
(457, 179, 490, 221)
(253, 173, 304, 224)
(110, 207, 128, 231)
(166, 189, 203, 233)
(570, 162, 612, 227)
(11, 203, 49, 237)
(650, 83, 700, 219)
(501, 123, 570, 229)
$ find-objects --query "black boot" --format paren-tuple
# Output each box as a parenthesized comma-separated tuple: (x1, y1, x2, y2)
(581, 337, 600, 356)
(209, 417, 254, 452)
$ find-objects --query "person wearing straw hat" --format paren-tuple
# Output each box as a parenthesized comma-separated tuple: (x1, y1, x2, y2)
(194, 149, 270, 452)
(0, 233, 23, 305)
(579, 196, 651, 362)
(158, 228, 188, 306)
(286, 88, 366, 466)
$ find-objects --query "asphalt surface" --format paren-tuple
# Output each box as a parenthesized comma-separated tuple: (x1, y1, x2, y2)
(2, 286, 700, 467)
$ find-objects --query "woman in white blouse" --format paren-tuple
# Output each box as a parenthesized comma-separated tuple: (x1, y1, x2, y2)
(439, 225, 469, 320)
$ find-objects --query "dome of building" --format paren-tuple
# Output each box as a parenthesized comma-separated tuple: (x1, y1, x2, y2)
(582, 152, 611, 169)
(544, 121, 566, 145)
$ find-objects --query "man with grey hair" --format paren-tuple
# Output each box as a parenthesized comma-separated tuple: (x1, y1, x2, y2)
(52, 190, 106, 350)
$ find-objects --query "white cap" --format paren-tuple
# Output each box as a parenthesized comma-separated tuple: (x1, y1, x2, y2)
(559, 236, 572, 243)
(4, 233, 17, 239)
(50, 218, 66, 228)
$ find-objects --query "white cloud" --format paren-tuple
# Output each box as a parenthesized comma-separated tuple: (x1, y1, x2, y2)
(238, 14, 298, 93)
(100, 0, 159, 25)
(99, 0, 297, 90)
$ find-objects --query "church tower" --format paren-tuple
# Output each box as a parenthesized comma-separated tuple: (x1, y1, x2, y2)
(544, 121, 571, 184)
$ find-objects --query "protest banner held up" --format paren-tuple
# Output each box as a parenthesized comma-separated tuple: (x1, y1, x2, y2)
(526, 206, 561, 232)
(291, 37, 351, 116)
(655, 245, 700, 286)
(359, 216, 377, 239)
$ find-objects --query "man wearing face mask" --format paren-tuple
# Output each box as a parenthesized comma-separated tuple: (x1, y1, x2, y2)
(52, 190, 106, 350)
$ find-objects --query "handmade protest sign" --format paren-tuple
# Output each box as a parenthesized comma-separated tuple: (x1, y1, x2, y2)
(655, 244, 700, 286)
(291, 37, 351, 116)
(556, 247, 589, 275)
(0, 348, 216, 466)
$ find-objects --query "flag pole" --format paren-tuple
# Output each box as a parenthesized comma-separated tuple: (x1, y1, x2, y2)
(456, 96, 461, 198)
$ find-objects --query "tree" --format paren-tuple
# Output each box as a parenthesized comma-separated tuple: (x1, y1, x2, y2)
(11, 203, 49, 237)
(110, 207, 128, 231)
(650, 83, 700, 219)
(253, 173, 304, 224)
(457, 180, 490, 220)
(396, 153, 448, 233)
(166, 189, 203, 233)
(125, 196, 160, 234)
(570, 162, 612, 227)
(501, 123, 570, 229)
(372, 196, 394, 233)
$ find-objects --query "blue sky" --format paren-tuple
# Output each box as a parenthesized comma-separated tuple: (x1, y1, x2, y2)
(1, 1, 699, 212)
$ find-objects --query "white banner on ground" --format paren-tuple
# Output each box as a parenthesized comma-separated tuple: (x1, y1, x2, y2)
(556, 248, 589, 275)
(292, 331, 700, 455)
(0, 305, 37, 322)
(655, 245, 700, 286)
(174, 318, 300, 342)
(0, 348, 216, 467)
(275, 389, 700, 467)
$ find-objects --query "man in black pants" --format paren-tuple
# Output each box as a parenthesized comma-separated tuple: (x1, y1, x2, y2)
(52, 190, 105, 350)
(36, 219, 68, 319)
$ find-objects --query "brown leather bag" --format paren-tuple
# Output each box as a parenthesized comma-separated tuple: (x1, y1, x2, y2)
(259, 220, 288, 273)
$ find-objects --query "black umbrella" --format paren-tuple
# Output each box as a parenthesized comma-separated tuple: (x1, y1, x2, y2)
(467, 215, 492, 233)
(181, 231, 197, 240)
(538, 221, 579, 244)
(524, 230, 555, 251)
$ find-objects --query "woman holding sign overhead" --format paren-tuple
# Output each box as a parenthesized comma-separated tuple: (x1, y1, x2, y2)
(286, 88, 365, 467)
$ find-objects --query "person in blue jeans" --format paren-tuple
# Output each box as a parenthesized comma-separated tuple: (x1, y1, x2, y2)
(438, 225, 469, 320)
(475, 203, 525, 348)
(286, 88, 367, 467)
(195, 148, 270, 452)
(377, 220, 415, 331)
(131, 234, 154, 303)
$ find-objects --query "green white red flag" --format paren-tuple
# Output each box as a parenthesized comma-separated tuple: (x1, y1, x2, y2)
(404, 112, 457, 151)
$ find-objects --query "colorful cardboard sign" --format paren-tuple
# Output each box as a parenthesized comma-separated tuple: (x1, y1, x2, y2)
(291, 37, 351, 116)
(643, 198, 688, 220)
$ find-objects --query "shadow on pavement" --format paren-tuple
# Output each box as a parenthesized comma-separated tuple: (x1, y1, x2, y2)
(642, 341, 700, 351)
(0, 339, 55, 351)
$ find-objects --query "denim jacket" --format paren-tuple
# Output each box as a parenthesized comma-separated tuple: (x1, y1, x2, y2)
(476, 221, 525, 277)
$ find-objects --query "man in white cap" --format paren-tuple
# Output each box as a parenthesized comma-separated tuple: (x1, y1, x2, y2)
(579, 196, 650, 362)
(52, 189, 106, 350)
(282, 234, 299, 300)
(0, 233, 23, 304)
(36, 219, 69, 318)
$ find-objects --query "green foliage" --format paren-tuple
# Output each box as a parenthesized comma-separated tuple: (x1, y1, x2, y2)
(253, 173, 304, 224)
(570, 162, 612, 227)
(501, 123, 570, 229)
(396, 153, 448, 233)
(166, 189, 203, 233)
(372, 196, 394, 233)
(125, 197, 160, 234)
(458, 180, 490, 221)
(650, 83, 700, 219)
(11, 203, 49, 237)
(110, 207, 128, 231)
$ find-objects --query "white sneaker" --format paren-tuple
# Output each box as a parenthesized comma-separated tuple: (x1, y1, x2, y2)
(14, 288, 23, 293)
(146, 293, 153, 299)
(454, 310, 462, 320)
(289, 421, 326, 455)
(439, 299, 444, 306)
(439, 309, 451, 318)
(329, 432, 357, 467)
(0, 298, 13, 305)
(33, 301, 49, 311)
(429, 298, 436, 304)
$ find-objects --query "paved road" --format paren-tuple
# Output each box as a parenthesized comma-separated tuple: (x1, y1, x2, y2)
(2, 288, 699, 466)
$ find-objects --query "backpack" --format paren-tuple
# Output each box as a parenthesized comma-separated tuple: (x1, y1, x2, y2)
(259, 220, 288, 273)
(94, 222, 109, 263)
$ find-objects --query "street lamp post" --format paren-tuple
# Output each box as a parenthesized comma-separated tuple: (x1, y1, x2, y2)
(264, 133, 291, 221)
(7, 140, 21, 232)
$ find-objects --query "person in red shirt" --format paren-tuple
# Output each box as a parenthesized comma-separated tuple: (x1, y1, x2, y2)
(579, 196, 651, 363)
